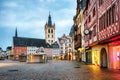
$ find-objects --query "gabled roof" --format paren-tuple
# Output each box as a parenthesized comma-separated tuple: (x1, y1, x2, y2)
(13, 37, 50, 48)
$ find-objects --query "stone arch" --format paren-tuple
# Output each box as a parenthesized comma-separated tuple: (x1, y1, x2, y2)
(100, 48, 108, 68)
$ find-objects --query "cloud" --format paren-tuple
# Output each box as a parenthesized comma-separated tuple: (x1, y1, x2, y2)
(0, 0, 76, 50)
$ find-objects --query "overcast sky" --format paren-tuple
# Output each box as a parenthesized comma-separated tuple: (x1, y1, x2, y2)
(0, 0, 76, 50)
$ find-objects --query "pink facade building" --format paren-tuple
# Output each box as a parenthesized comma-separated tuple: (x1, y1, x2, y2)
(83, 0, 120, 69)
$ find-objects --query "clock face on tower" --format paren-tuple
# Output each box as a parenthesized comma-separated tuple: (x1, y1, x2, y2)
(84, 29, 89, 35)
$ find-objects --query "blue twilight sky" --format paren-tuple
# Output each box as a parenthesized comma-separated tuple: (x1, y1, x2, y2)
(0, 0, 76, 50)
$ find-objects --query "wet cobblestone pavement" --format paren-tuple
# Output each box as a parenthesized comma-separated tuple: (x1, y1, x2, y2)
(0, 60, 120, 80)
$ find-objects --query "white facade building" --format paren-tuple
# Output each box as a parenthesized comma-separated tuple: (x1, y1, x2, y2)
(58, 34, 72, 60)
(27, 47, 39, 55)
(27, 46, 46, 63)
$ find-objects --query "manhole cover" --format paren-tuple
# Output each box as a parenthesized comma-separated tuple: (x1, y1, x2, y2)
(74, 66, 80, 68)
(8, 69, 18, 72)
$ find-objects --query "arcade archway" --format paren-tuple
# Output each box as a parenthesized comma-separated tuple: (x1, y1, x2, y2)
(100, 48, 108, 68)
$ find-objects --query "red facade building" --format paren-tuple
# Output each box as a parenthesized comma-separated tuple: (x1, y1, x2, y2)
(97, 0, 120, 69)
(83, 0, 98, 64)
(83, 0, 120, 69)
(14, 47, 27, 60)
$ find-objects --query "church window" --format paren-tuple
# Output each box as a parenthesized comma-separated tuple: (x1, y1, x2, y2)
(49, 40, 50, 42)
(51, 29, 53, 33)
(48, 35, 50, 38)
(48, 29, 50, 33)
(51, 40, 53, 43)
(52, 35, 53, 38)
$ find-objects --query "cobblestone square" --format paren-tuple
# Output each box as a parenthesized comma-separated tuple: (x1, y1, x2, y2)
(0, 60, 120, 80)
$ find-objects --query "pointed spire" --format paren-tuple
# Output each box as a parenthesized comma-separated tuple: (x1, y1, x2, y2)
(15, 27, 18, 37)
(48, 11, 52, 26)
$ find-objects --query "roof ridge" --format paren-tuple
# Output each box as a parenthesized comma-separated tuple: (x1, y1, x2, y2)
(14, 36, 45, 40)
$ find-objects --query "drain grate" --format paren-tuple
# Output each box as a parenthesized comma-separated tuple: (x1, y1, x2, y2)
(8, 69, 18, 72)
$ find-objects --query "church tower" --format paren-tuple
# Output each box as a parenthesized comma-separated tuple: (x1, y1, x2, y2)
(45, 12, 55, 45)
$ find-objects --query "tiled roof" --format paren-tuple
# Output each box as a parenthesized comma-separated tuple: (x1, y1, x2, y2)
(13, 37, 51, 48)
(69, 24, 75, 36)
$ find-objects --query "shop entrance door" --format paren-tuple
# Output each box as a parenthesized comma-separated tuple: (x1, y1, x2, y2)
(100, 48, 108, 68)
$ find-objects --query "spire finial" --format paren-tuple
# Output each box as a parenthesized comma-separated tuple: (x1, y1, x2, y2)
(49, 11, 50, 16)
(48, 11, 52, 26)
(15, 27, 18, 37)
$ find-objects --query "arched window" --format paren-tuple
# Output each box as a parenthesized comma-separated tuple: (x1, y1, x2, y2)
(48, 35, 50, 38)
(51, 29, 53, 33)
(48, 29, 50, 33)
(51, 40, 53, 43)
(49, 40, 50, 42)
(52, 35, 53, 38)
